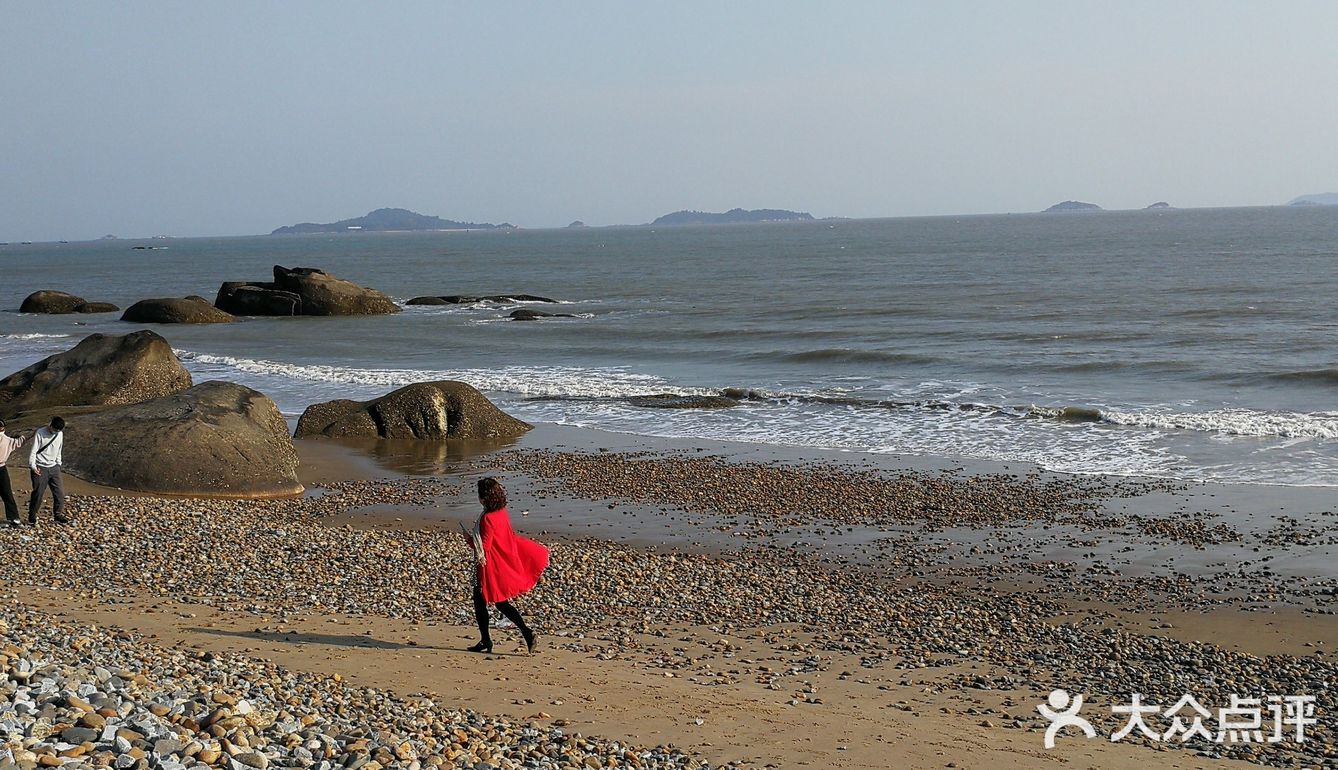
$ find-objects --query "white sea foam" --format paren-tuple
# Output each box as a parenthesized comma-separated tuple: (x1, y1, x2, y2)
(1100, 408, 1338, 440)
(174, 350, 713, 399)
(0, 333, 73, 340)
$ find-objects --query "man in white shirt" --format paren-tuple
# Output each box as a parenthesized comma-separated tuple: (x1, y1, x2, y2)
(0, 419, 31, 527)
(28, 416, 69, 525)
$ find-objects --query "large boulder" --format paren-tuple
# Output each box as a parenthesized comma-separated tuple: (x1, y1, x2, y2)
(0, 331, 192, 419)
(61, 381, 303, 498)
(20, 291, 118, 314)
(215, 283, 302, 316)
(295, 381, 531, 440)
(215, 266, 399, 316)
(121, 297, 235, 324)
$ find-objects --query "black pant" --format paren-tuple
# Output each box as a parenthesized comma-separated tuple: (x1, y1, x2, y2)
(1, 467, 18, 522)
(28, 465, 66, 522)
(473, 584, 530, 645)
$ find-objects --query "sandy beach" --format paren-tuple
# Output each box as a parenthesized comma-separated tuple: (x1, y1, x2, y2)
(3, 428, 1334, 769)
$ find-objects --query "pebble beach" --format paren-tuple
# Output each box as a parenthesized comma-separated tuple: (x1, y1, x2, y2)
(2, 438, 1335, 769)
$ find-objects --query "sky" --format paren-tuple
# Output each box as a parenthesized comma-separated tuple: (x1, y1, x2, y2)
(2, 2, 1337, 241)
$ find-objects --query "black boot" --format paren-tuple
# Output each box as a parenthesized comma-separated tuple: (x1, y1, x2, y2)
(470, 585, 493, 653)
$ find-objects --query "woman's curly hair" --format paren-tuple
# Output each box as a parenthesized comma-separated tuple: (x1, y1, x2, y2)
(477, 477, 507, 512)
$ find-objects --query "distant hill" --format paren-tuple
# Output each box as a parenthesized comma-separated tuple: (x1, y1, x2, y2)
(1289, 193, 1338, 206)
(650, 208, 815, 226)
(1044, 201, 1102, 213)
(271, 208, 514, 235)
(1145, 201, 1172, 209)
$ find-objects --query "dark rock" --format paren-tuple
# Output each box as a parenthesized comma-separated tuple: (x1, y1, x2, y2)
(21, 290, 90, 314)
(121, 297, 235, 324)
(74, 301, 120, 313)
(214, 282, 302, 316)
(0, 331, 192, 419)
(720, 387, 765, 400)
(410, 294, 559, 305)
(215, 266, 399, 316)
(271, 265, 400, 315)
(487, 293, 557, 303)
(62, 381, 303, 498)
(295, 381, 532, 441)
(509, 308, 576, 321)
(61, 727, 100, 744)
(626, 394, 741, 409)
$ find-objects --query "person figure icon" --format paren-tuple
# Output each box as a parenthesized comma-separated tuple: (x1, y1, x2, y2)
(1037, 689, 1097, 749)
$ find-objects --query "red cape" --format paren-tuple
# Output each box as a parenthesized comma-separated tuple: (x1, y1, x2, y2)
(478, 508, 549, 603)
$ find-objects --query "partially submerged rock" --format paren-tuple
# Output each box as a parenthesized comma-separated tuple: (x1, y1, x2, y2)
(216, 266, 399, 316)
(626, 394, 741, 409)
(20, 290, 119, 314)
(509, 308, 576, 321)
(121, 297, 235, 324)
(295, 381, 531, 440)
(407, 294, 557, 305)
(62, 381, 303, 498)
(0, 331, 192, 419)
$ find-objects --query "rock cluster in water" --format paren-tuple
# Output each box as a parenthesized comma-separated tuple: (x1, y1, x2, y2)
(215, 267, 399, 317)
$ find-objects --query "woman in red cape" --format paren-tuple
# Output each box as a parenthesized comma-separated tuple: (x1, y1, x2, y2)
(464, 477, 549, 654)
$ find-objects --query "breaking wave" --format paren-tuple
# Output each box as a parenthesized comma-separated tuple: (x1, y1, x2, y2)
(174, 350, 708, 400)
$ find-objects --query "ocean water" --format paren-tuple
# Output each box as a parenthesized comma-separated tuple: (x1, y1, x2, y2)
(2, 206, 1337, 486)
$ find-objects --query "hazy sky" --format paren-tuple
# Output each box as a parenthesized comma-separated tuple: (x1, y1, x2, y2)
(3, 2, 1337, 241)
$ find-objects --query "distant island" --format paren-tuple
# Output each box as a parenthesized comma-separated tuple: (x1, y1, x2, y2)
(566, 221, 588, 228)
(1043, 201, 1102, 213)
(650, 208, 815, 226)
(1145, 201, 1172, 210)
(1289, 193, 1338, 206)
(271, 208, 514, 235)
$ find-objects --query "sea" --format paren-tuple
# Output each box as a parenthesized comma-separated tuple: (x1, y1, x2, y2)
(3, 206, 1337, 486)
